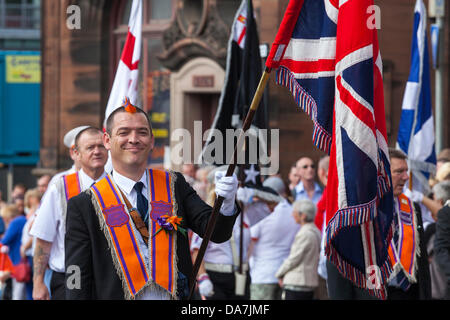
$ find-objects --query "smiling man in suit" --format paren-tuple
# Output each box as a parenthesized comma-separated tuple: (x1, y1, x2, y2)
(65, 99, 240, 300)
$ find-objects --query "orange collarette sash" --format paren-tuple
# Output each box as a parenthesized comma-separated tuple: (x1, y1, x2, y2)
(90, 169, 177, 299)
(388, 193, 418, 282)
(63, 172, 81, 201)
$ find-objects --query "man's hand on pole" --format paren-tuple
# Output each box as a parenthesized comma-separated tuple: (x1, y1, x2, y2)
(214, 171, 238, 216)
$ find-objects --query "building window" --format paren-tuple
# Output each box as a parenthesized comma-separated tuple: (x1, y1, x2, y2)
(148, 0, 172, 22)
(0, 0, 40, 30)
(0, 0, 40, 49)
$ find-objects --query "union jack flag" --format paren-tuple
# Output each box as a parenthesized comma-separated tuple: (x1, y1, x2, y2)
(266, 0, 394, 299)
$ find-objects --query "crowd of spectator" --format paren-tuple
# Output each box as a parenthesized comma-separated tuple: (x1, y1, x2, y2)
(1, 146, 450, 300)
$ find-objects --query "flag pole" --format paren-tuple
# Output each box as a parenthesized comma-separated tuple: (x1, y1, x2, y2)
(188, 67, 272, 300)
(409, 171, 413, 191)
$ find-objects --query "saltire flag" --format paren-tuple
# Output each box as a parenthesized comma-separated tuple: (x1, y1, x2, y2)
(201, 0, 268, 168)
(266, 0, 394, 299)
(396, 0, 436, 194)
(104, 0, 142, 125)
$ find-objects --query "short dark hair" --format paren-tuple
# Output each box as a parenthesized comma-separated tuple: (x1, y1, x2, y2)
(388, 148, 407, 161)
(13, 183, 26, 191)
(105, 106, 152, 135)
(74, 127, 103, 150)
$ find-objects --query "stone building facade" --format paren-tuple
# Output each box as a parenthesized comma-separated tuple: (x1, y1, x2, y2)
(39, 0, 450, 181)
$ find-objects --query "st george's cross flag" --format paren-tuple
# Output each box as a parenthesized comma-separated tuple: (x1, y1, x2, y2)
(104, 0, 142, 125)
(266, 0, 394, 299)
(397, 0, 436, 194)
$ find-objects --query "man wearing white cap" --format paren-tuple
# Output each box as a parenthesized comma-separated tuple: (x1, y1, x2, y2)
(30, 127, 108, 300)
(44, 126, 90, 188)
(30, 125, 89, 295)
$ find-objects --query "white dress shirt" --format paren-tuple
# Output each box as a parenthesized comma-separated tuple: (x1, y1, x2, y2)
(249, 200, 300, 284)
(294, 181, 323, 204)
(190, 214, 251, 267)
(30, 169, 106, 273)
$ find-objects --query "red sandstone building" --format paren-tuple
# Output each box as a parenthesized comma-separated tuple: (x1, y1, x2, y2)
(36, 0, 450, 181)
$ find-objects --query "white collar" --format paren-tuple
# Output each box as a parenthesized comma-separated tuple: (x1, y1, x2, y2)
(111, 169, 148, 195)
(274, 198, 289, 210)
(295, 181, 321, 193)
(78, 168, 106, 191)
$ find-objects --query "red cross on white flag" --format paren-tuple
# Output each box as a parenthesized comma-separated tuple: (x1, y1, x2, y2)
(104, 0, 142, 125)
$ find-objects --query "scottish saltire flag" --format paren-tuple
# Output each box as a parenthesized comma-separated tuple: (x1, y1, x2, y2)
(104, 0, 142, 124)
(397, 0, 436, 193)
(266, 0, 394, 298)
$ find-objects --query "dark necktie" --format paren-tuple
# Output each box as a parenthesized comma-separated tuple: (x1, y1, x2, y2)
(133, 182, 148, 228)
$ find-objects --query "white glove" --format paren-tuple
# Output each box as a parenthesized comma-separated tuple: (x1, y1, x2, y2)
(404, 188, 424, 203)
(215, 171, 238, 216)
(237, 187, 254, 204)
(198, 273, 214, 297)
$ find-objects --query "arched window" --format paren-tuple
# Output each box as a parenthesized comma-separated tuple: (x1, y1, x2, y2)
(111, 0, 175, 165)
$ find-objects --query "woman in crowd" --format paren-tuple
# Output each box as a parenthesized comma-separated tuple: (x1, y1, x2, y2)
(276, 199, 321, 300)
(0, 204, 27, 300)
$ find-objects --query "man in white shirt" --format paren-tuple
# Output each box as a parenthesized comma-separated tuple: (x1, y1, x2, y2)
(249, 179, 300, 300)
(190, 214, 251, 300)
(249, 199, 299, 300)
(30, 126, 87, 296)
(30, 127, 107, 300)
(295, 157, 323, 204)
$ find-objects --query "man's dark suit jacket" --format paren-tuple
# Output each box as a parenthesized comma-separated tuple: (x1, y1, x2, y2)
(412, 202, 431, 299)
(64, 172, 239, 300)
(434, 203, 450, 299)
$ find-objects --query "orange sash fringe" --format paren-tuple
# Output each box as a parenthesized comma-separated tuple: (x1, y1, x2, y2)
(148, 169, 176, 295)
(388, 193, 417, 281)
(91, 169, 176, 299)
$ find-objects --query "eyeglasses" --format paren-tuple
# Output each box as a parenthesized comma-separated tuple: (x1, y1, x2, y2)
(302, 164, 315, 169)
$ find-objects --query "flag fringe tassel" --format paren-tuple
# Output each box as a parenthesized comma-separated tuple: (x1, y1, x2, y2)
(275, 66, 332, 154)
(325, 196, 395, 300)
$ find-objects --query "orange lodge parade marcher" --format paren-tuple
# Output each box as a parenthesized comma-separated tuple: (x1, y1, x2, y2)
(64, 101, 240, 299)
(30, 127, 108, 300)
(386, 148, 431, 299)
(2, 0, 450, 308)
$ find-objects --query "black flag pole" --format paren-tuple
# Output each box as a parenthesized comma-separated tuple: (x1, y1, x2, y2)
(188, 67, 271, 300)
